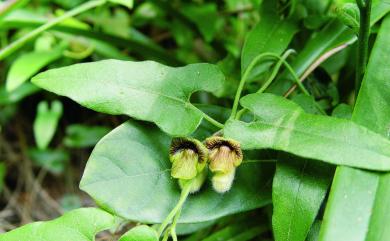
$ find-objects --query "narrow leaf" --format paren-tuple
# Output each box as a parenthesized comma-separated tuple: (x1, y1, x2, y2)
(224, 93, 390, 171)
(32, 60, 226, 136)
(272, 156, 332, 241)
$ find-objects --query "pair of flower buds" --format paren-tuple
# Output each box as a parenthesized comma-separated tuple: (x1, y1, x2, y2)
(169, 136, 243, 193)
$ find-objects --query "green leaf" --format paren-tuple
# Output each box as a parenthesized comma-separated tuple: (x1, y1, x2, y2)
(0, 208, 115, 241)
(33, 100, 63, 150)
(108, 0, 134, 9)
(241, 1, 297, 77)
(118, 225, 158, 241)
(32, 60, 226, 136)
(80, 120, 272, 223)
(319, 15, 390, 241)
(64, 124, 111, 148)
(224, 93, 390, 171)
(272, 155, 332, 241)
(6, 48, 63, 92)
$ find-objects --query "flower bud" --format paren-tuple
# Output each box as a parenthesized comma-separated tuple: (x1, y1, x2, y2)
(205, 137, 243, 193)
(169, 138, 207, 180)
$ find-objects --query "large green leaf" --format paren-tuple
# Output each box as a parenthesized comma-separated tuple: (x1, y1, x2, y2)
(80, 120, 272, 223)
(319, 15, 390, 241)
(224, 93, 390, 171)
(0, 208, 115, 241)
(6, 48, 63, 92)
(32, 60, 226, 136)
(241, 1, 297, 77)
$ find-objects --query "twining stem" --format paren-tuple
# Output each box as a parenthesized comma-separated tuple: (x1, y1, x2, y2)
(355, 0, 372, 100)
(229, 53, 276, 119)
(170, 209, 182, 241)
(157, 181, 193, 237)
(233, 50, 315, 120)
(257, 49, 296, 93)
(0, 0, 107, 61)
(162, 228, 171, 241)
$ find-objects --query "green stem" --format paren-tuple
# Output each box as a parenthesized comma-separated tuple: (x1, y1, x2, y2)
(157, 181, 192, 237)
(0, 0, 106, 61)
(229, 53, 278, 120)
(233, 50, 313, 120)
(355, 0, 372, 100)
(257, 49, 296, 93)
(202, 112, 225, 129)
(170, 209, 182, 241)
(162, 228, 171, 241)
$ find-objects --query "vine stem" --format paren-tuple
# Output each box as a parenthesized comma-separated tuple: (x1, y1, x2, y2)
(229, 53, 275, 120)
(0, 0, 107, 61)
(202, 112, 224, 129)
(355, 0, 372, 100)
(234, 50, 315, 120)
(257, 49, 296, 93)
(157, 181, 192, 237)
(170, 209, 182, 241)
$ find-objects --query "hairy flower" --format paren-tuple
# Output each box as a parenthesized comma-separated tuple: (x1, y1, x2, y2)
(169, 137, 207, 180)
(205, 136, 243, 193)
(205, 136, 243, 173)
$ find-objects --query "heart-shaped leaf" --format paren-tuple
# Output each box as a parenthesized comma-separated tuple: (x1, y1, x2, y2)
(0, 208, 115, 241)
(80, 120, 272, 223)
(32, 60, 226, 136)
(224, 93, 390, 171)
